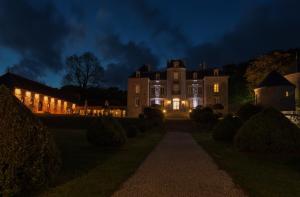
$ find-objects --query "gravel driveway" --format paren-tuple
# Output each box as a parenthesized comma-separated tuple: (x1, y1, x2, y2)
(112, 121, 246, 197)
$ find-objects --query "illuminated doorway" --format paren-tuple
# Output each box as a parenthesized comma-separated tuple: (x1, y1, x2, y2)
(173, 98, 180, 110)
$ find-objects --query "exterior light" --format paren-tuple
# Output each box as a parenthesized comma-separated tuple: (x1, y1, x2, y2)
(25, 91, 31, 97)
(285, 91, 289, 97)
(15, 88, 21, 95)
(163, 109, 166, 113)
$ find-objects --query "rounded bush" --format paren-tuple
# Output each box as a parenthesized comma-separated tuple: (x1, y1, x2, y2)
(143, 107, 164, 127)
(0, 85, 60, 196)
(235, 107, 300, 152)
(86, 117, 126, 147)
(212, 115, 242, 142)
(190, 107, 218, 130)
(125, 125, 139, 138)
(236, 103, 263, 122)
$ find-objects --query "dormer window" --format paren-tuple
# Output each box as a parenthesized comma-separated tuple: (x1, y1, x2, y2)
(213, 69, 219, 76)
(193, 72, 197, 80)
(136, 71, 140, 78)
(155, 73, 160, 80)
(173, 61, 180, 68)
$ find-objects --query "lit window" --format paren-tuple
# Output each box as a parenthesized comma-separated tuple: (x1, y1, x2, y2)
(15, 88, 21, 95)
(285, 91, 289, 97)
(25, 91, 31, 97)
(173, 72, 179, 80)
(135, 84, 140, 94)
(34, 94, 39, 99)
(213, 83, 219, 93)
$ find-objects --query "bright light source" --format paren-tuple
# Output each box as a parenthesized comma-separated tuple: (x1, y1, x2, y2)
(25, 91, 31, 97)
(14, 88, 21, 95)
(34, 94, 39, 99)
(163, 109, 166, 113)
(189, 109, 192, 113)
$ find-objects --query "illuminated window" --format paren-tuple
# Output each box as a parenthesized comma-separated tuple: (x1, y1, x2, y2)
(25, 91, 31, 97)
(135, 84, 140, 94)
(285, 91, 289, 97)
(34, 94, 39, 100)
(173, 72, 179, 80)
(15, 88, 21, 95)
(213, 83, 219, 93)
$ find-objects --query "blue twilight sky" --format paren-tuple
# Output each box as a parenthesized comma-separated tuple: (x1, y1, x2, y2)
(1, 0, 300, 88)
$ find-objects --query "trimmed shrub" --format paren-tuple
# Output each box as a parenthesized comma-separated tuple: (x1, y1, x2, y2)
(212, 115, 242, 142)
(86, 117, 126, 147)
(236, 103, 263, 122)
(235, 107, 300, 152)
(190, 106, 218, 130)
(0, 85, 60, 196)
(124, 125, 139, 138)
(143, 107, 164, 127)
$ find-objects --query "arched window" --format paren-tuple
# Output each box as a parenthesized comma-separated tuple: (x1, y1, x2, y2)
(38, 101, 43, 111)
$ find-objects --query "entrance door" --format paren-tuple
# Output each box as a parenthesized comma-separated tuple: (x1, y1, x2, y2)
(173, 98, 180, 110)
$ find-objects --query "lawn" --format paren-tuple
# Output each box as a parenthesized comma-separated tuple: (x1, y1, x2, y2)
(40, 125, 164, 197)
(192, 132, 300, 197)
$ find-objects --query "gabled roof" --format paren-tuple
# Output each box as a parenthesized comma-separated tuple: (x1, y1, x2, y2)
(0, 72, 77, 103)
(257, 71, 295, 88)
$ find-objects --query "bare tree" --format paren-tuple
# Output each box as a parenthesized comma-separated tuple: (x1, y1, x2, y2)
(63, 52, 104, 89)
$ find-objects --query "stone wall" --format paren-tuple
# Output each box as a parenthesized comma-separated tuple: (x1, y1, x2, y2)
(127, 78, 150, 117)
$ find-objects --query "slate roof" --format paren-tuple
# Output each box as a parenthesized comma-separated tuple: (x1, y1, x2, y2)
(0, 72, 77, 103)
(257, 71, 295, 88)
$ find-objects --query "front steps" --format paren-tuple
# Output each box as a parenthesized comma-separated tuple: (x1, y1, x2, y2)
(165, 111, 190, 120)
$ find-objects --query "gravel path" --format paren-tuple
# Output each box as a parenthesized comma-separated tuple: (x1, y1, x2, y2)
(112, 121, 246, 197)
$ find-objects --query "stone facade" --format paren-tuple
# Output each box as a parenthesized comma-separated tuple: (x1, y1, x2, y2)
(127, 59, 229, 117)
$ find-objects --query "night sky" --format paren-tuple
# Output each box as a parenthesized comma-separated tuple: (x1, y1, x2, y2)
(0, 0, 300, 88)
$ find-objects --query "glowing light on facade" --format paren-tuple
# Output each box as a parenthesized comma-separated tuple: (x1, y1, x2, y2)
(25, 91, 31, 97)
(15, 88, 21, 95)
(213, 83, 219, 93)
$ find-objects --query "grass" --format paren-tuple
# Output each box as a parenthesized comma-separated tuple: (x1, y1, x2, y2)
(192, 131, 300, 197)
(40, 127, 164, 197)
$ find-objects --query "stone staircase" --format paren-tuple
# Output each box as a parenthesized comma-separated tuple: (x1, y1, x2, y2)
(165, 111, 190, 120)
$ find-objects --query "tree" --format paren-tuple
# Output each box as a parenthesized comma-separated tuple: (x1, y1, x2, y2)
(63, 52, 104, 89)
(245, 49, 299, 90)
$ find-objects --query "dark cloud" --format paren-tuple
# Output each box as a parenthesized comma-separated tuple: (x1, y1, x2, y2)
(98, 34, 159, 88)
(129, 0, 190, 52)
(186, 0, 300, 67)
(0, 0, 71, 77)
